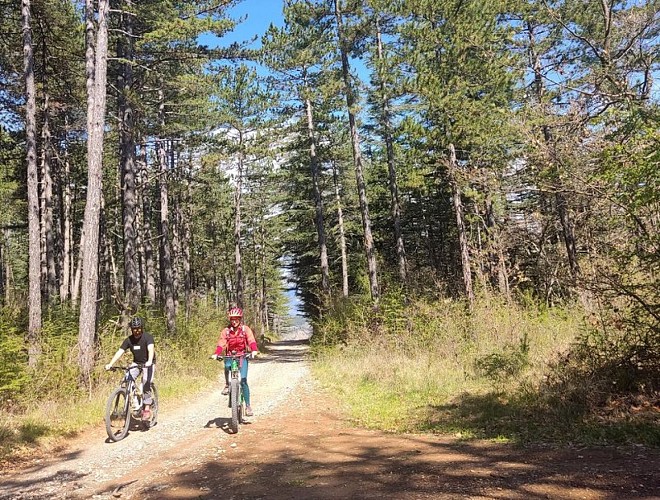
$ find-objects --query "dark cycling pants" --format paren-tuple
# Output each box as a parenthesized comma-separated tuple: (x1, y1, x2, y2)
(129, 363, 155, 405)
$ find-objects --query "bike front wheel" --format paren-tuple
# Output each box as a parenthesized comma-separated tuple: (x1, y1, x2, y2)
(229, 378, 240, 433)
(105, 387, 131, 442)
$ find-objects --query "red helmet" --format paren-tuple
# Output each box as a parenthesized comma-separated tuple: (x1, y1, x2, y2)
(228, 307, 243, 319)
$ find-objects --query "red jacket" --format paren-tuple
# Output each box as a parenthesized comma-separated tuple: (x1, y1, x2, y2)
(214, 323, 258, 356)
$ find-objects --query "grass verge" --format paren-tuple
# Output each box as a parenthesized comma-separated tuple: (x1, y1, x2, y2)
(312, 296, 659, 446)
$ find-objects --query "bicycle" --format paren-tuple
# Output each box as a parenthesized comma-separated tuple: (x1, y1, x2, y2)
(105, 364, 159, 442)
(213, 352, 248, 433)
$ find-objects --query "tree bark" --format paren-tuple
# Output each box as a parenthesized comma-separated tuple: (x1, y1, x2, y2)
(158, 134, 176, 334)
(118, 3, 139, 314)
(60, 137, 72, 302)
(332, 162, 349, 298)
(334, 0, 379, 303)
(1, 229, 15, 304)
(170, 149, 181, 317)
(181, 158, 193, 321)
(71, 228, 83, 306)
(139, 144, 156, 303)
(78, 0, 109, 387)
(259, 224, 269, 335)
(448, 144, 474, 308)
(22, 0, 42, 368)
(39, 92, 57, 302)
(305, 92, 331, 296)
(375, 17, 407, 285)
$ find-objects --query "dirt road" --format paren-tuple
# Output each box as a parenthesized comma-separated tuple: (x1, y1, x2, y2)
(1, 338, 658, 499)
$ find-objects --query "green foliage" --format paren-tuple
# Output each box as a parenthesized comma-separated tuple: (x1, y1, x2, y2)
(0, 313, 28, 396)
(474, 335, 529, 385)
(544, 316, 659, 413)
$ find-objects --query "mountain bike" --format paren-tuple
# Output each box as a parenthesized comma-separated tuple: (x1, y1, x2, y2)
(105, 364, 159, 442)
(213, 352, 248, 433)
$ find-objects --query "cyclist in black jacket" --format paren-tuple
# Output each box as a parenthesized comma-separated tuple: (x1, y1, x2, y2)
(105, 317, 156, 419)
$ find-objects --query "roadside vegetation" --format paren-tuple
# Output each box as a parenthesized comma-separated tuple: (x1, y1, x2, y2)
(0, 304, 232, 462)
(312, 293, 659, 446)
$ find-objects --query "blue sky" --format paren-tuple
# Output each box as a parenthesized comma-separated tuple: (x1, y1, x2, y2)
(201, 0, 285, 50)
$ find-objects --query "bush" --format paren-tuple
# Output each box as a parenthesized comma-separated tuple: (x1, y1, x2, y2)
(475, 335, 529, 385)
(0, 314, 28, 397)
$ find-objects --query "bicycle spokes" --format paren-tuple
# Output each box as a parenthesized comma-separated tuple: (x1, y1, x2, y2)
(109, 392, 128, 431)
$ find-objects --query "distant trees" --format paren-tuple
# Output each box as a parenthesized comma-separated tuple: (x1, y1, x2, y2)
(0, 0, 658, 390)
(255, 0, 658, 366)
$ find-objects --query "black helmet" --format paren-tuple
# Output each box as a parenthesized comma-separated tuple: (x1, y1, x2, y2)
(129, 317, 144, 329)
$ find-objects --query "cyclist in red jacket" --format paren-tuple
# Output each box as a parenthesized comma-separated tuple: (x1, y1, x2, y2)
(211, 307, 258, 416)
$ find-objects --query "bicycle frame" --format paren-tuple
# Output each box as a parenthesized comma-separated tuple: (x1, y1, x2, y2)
(105, 363, 158, 442)
(216, 352, 248, 433)
(121, 365, 144, 417)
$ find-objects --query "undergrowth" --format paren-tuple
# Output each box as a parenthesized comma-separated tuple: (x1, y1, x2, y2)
(312, 292, 659, 446)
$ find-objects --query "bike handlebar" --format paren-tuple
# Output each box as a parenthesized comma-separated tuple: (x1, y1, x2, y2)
(210, 352, 252, 361)
(108, 363, 146, 371)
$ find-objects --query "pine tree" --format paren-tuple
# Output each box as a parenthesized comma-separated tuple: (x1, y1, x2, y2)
(395, 0, 519, 301)
(261, 0, 338, 300)
(21, 0, 41, 368)
(78, 0, 110, 386)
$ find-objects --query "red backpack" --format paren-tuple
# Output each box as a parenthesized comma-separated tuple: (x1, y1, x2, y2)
(225, 325, 247, 353)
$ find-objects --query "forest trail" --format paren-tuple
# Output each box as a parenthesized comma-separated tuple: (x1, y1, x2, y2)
(0, 336, 658, 500)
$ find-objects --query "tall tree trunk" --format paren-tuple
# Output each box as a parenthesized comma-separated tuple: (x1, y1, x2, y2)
(170, 147, 181, 316)
(182, 208, 192, 321)
(39, 92, 57, 301)
(304, 91, 330, 296)
(118, 4, 139, 314)
(0, 234, 5, 303)
(157, 98, 176, 334)
(71, 228, 83, 306)
(22, 0, 42, 368)
(334, 0, 379, 303)
(448, 144, 474, 308)
(60, 137, 72, 301)
(234, 135, 244, 307)
(140, 145, 156, 303)
(78, 0, 109, 387)
(332, 161, 349, 298)
(259, 224, 268, 334)
(100, 193, 120, 303)
(181, 160, 193, 321)
(1, 230, 12, 304)
(375, 17, 407, 284)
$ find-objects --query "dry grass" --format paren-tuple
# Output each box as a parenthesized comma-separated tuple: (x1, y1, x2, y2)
(312, 295, 598, 442)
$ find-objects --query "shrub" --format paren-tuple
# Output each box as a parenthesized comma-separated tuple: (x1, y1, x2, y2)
(475, 335, 530, 385)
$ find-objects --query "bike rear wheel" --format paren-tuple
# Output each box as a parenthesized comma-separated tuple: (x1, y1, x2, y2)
(105, 387, 131, 442)
(229, 378, 240, 433)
